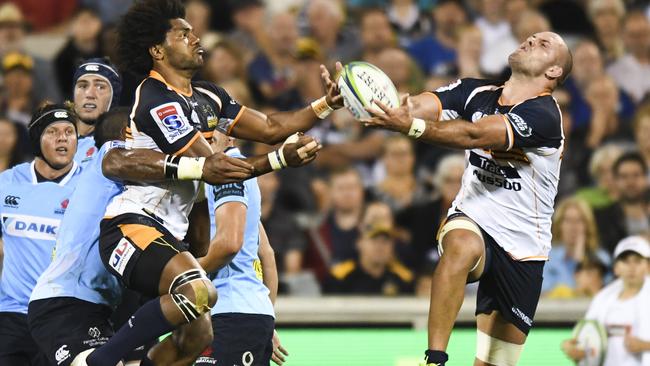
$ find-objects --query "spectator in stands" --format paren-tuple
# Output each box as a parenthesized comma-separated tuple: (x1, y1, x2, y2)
(360, 8, 396, 66)
(184, 0, 219, 49)
(562, 236, 650, 365)
(596, 152, 650, 254)
(373, 135, 426, 212)
(474, 0, 518, 77)
(0, 116, 26, 173)
(54, 7, 104, 99)
(573, 260, 607, 298)
(376, 47, 425, 95)
(607, 11, 650, 104)
(634, 104, 650, 176)
(259, 171, 308, 275)
(386, 0, 431, 47)
(543, 197, 611, 295)
(248, 11, 302, 110)
(203, 41, 247, 85)
(505, 0, 529, 26)
(564, 40, 635, 147)
(396, 154, 464, 273)
(0, 52, 38, 126)
(512, 10, 551, 46)
(81, 0, 132, 25)
(588, 0, 626, 63)
(0, 3, 60, 103)
(227, 0, 266, 64)
(324, 223, 414, 295)
(576, 143, 624, 209)
(306, 0, 361, 66)
(408, 0, 467, 77)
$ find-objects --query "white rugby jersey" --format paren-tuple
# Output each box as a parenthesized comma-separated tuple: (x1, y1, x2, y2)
(105, 71, 245, 238)
(433, 78, 564, 261)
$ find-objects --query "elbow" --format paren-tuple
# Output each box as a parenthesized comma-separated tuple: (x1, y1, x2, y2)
(101, 153, 121, 180)
(219, 232, 244, 257)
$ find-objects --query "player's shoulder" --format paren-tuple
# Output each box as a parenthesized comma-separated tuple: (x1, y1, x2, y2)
(0, 162, 32, 185)
(192, 81, 235, 105)
(388, 260, 414, 283)
(135, 77, 184, 109)
(330, 260, 357, 280)
(521, 94, 562, 118)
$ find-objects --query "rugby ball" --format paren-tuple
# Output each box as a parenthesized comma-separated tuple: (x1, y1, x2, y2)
(337, 61, 400, 120)
(573, 319, 607, 366)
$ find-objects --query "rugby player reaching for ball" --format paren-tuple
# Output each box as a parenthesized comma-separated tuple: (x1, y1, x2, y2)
(75, 1, 344, 365)
(359, 32, 572, 366)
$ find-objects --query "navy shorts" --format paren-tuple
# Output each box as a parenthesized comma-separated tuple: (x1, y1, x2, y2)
(475, 228, 545, 335)
(28, 297, 113, 366)
(194, 313, 275, 366)
(0, 311, 49, 366)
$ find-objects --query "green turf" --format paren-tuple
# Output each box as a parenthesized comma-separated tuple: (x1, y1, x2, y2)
(276, 328, 575, 366)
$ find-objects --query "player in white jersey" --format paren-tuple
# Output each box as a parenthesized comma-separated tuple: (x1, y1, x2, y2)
(361, 31, 573, 366)
(82, 1, 336, 365)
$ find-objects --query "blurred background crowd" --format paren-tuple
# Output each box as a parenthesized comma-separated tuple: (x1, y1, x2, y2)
(1, 0, 650, 299)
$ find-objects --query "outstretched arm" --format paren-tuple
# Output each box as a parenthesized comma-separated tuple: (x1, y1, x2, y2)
(230, 64, 344, 144)
(362, 95, 508, 150)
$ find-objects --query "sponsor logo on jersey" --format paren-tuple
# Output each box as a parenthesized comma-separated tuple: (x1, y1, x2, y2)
(1, 213, 59, 240)
(109, 237, 136, 276)
(4, 195, 20, 207)
(54, 198, 69, 215)
(86, 147, 96, 157)
(55, 344, 70, 365)
(149, 102, 192, 144)
(507, 113, 532, 137)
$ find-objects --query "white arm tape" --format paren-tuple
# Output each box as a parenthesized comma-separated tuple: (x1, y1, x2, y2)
(178, 156, 205, 180)
(408, 118, 426, 138)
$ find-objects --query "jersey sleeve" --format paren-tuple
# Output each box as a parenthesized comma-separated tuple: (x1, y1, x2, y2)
(196, 81, 245, 135)
(132, 84, 199, 154)
(431, 78, 493, 121)
(208, 182, 248, 210)
(503, 97, 563, 149)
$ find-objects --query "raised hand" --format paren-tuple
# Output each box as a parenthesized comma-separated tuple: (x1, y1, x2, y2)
(361, 93, 413, 133)
(202, 152, 254, 184)
(282, 133, 322, 167)
(320, 62, 344, 109)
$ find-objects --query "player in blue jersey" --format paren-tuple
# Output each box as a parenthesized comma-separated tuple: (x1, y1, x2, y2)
(70, 58, 122, 167)
(194, 134, 287, 366)
(0, 103, 82, 365)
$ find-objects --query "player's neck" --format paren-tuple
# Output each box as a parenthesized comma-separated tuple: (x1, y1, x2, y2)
(501, 75, 551, 106)
(34, 158, 74, 181)
(77, 121, 95, 137)
(152, 65, 193, 96)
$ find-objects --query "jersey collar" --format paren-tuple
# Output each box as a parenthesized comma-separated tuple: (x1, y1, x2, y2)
(148, 70, 193, 97)
(30, 160, 79, 186)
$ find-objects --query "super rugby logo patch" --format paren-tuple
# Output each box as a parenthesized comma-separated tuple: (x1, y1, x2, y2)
(150, 102, 192, 144)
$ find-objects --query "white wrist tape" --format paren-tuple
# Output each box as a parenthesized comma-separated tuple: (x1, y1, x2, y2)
(408, 118, 426, 138)
(267, 149, 287, 171)
(177, 156, 206, 180)
(311, 96, 334, 119)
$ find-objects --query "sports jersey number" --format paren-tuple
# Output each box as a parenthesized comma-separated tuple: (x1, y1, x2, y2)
(472, 170, 522, 191)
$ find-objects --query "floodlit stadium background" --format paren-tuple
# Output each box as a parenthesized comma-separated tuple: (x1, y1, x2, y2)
(2, 0, 650, 365)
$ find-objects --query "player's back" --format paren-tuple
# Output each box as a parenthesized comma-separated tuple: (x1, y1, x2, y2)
(206, 148, 274, 317)
(31, 141, 124, 307)
(105, 73, 244, 239)
(0, 161, 81, 313)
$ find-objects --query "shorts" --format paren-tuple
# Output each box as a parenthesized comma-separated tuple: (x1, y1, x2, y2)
(0, 311, 49, 366)
(28, 297, 113, 366)
(475, 229, 544, 335)
(194, 313, 275, 366)
(99, 213, 187, 297)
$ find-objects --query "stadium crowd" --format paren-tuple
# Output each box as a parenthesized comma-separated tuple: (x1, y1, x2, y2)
(1, 0, 650, 300)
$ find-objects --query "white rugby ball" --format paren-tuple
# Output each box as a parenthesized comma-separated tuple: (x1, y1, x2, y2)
(337, 61, 400, 120)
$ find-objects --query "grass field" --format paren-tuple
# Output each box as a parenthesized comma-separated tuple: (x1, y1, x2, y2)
(277, 328, 575, 365)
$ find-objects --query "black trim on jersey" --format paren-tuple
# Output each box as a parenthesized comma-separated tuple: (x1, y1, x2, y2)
(432, 78, 504, 118)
